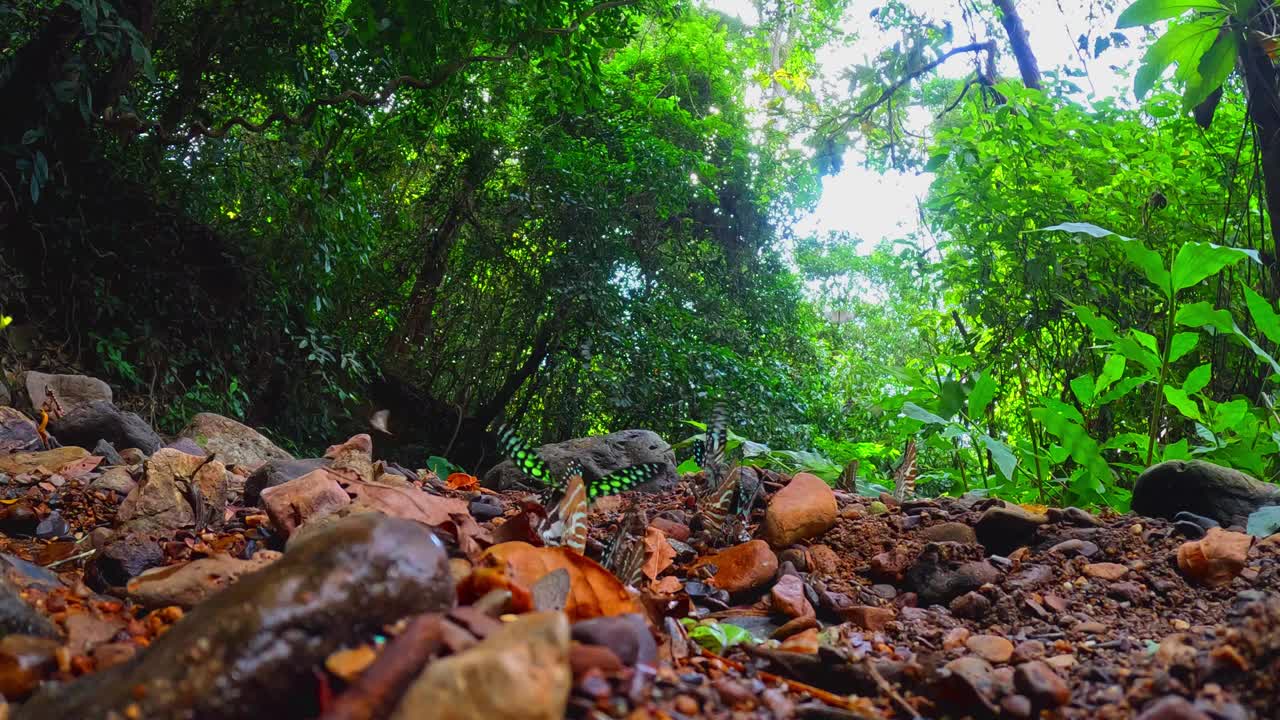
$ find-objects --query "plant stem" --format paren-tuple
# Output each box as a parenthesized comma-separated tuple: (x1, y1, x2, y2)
(1146, 270, 1177, 465)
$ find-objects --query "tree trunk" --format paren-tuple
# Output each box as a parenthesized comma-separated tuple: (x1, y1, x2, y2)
(1239, 5, 1280, 301)
(992, 0, 1041, 89)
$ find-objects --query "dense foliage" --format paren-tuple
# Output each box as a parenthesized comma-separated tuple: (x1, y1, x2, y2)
(4, 0, 1280, 507)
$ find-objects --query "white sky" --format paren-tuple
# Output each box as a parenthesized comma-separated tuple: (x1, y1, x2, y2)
(706, 0, 1143, 251)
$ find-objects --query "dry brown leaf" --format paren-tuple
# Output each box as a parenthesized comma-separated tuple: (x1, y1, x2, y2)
(446, 473, 480, 491)
(346, 480, 469, 525)
(476, 541, 639, 622)
(457, 567, 535, 613)
(651, 576, 683, 594)
(57, 455, 104, 479)
(641, 526, 675, 582)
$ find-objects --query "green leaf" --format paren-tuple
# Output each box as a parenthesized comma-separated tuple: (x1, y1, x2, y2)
(1246, 506, 1280, 538)
(1183, 363, 1212, 394)
(901, 401, 947, 426)
(1163, 385, 1202, 420)
(676, 457, 701, 474)
(1176, 301, 1234, 331)
(1038, 222, 1131, 240)
(1074, 304, 1121, 342)
(1243, 286, 1280, 344)
(969, 371, 998, 419)
(1096, 354, 1127, 394)
(1116, 0, 1206, 28)
(1171, 242, 1258, 293)
(1184, 31, 1238, 110)
(1070, 374, 1096, 405)
(1098, 375, 1152, 405)
(980, 434, 1018, 481)
(1168, 332, 1199, 362)
(1133, 16, 1225, 100)
(1116, 238, 1172, 297)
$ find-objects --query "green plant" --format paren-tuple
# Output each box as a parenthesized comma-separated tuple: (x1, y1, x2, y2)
(679, 618, 756, 654)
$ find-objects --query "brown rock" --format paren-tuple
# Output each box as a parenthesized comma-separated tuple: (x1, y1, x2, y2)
(922, 521, 978, 545)
(117, 449, 227, 534)
(179, 412, 292, 470)
(0, 503, 39, 537)
(63, 613, 125, 656)
(936, 656, 997, 712)
(943, 627, 971, 650)
(391, 612, 570, 720)
(949, 591, 992, 619)
(974, 505, 1047, 554)
(1001, 694, 1033, 719)
(870, 547, 912, 582)
(649, 517, 690, 542)
(0, 407, 41, 454)
(1014, 660, 1069, 709)
(0, 635, 60, 700)
(568, 643, 623, 676)
(1082, 562, 1129, 581)
(259, 469, 351, 538)
(90, 642, 137, 670)
(772, 615, 818, 640)
(779, 628, 819, 653)
(966, 634, 1014, 664)
(1176, 527, 1253, 587)
(1012, 640, 1046, 663)
(838, 605, 895, 632)
(712, 678, 756, 709)
(21, 371, 112, 415)
(805, 544, 839, 576)
(126, 550, 282, 608)
(770, 575, 814, 619)
(1136, 695, 1211, 720)
(693, 540, 778, 594)
(761, 473, 837, 547)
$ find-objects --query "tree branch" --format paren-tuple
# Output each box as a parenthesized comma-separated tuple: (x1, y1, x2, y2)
(993, 0, 1042, 89)
(834, 41, 997, 135)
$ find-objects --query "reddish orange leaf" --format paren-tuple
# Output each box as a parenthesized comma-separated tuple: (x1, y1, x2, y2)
(446, 472, 479, 490)
(651, 576, 683, 594)
(641, 526, 675, 582)
(477, 541, 639, 622)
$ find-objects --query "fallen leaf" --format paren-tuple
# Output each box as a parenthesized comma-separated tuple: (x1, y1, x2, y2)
(346, 479, 469, 526)
(447, 473, 480, 491)
(477, 542, 640, 622)
(641, 526, 676, 581)
(326, 644, 378, 682)
(57, 455, 104, 479)
(457, 567, 534, 614)
(492, 509, 546, 546)
(651, 576, 684, 594)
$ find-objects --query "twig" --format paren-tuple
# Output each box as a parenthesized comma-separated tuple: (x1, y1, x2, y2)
(696, 648, 867, 712)
(43, 548, 96, 569)
(863, 655, 921, 719)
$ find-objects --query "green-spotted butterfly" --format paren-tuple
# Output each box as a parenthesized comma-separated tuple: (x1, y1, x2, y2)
(496, 424, 558, 490)
(586, 462, 664, 500)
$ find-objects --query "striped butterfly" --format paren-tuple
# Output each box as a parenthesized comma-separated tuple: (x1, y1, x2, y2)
(603, 503, 648, 587)
(893, 439, 918, 502)
(541, 463, 589, 554)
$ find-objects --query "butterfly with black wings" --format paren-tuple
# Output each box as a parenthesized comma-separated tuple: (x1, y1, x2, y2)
(497, 422, 664, 494)
(602, 503, 649, 588)
(691, 403, 755, 545)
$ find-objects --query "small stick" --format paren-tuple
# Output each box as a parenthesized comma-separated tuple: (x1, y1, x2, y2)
(44, 548, 96, 569)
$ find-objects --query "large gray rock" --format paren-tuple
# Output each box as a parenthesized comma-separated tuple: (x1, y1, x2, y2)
(1133, 460, 1280, 527)
(179, 413, 292, 470)
(16, 514, 454, 720)
(21, 371, 112, 415)
(244, 457, 331, 505)
(48, 400, 162, 454)
(483, 429, 676, 491)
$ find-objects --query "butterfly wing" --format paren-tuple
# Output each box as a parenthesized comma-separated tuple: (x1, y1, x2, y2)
(496, 424, 559, 489)
(603, 504, 648, 587)
(838, 459, 859, 493)
(691, 438, 706, 468)
(704, 403, 728, 471)
(541, 463, 589, 554)
(699, 465, 740, 544)
(893, 439, 918, 502)
(586, 462, 664, 500)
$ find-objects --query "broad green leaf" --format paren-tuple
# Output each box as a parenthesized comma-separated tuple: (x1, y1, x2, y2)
(1243, 286, 1280, 344)
(901, 402, 947, 425)
(969, 371, 998, 419)
(1038, 397, 1085, 424)
(1163, 385, 1202, 420)
(1211, 398, 1250, 430)
(980, 434, 1018, 481)
(1115, 335, 1161, 375)
(1183, 363, 1212, 394)
(1116, 0, 1208, 28)
(1133, 330, 1159, 356)
(1096, 354, 1127, 394)
(1038, 222, 1131, 239)
(1176, 301, 1234, 331)
(676, 457, 701, 474)
(1074, 305, 1121, 342)
(1171, 242, 1258, 293)
(1162, 438, 1192, 461)
(1116, 238, 1171, 296)
(1070, 374, 1096, 405)
(1184, 31, 1238, 110)
(1168, 332, 1199, 362)
(1133, 16, 1226, 100)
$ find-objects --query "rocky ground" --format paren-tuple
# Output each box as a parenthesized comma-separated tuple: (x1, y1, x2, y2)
(0, 372, 1277, 719)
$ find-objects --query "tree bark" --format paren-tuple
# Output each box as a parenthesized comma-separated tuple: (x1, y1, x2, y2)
(1239, 4, 1280, 301)
(992, 0, 1041, 89)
